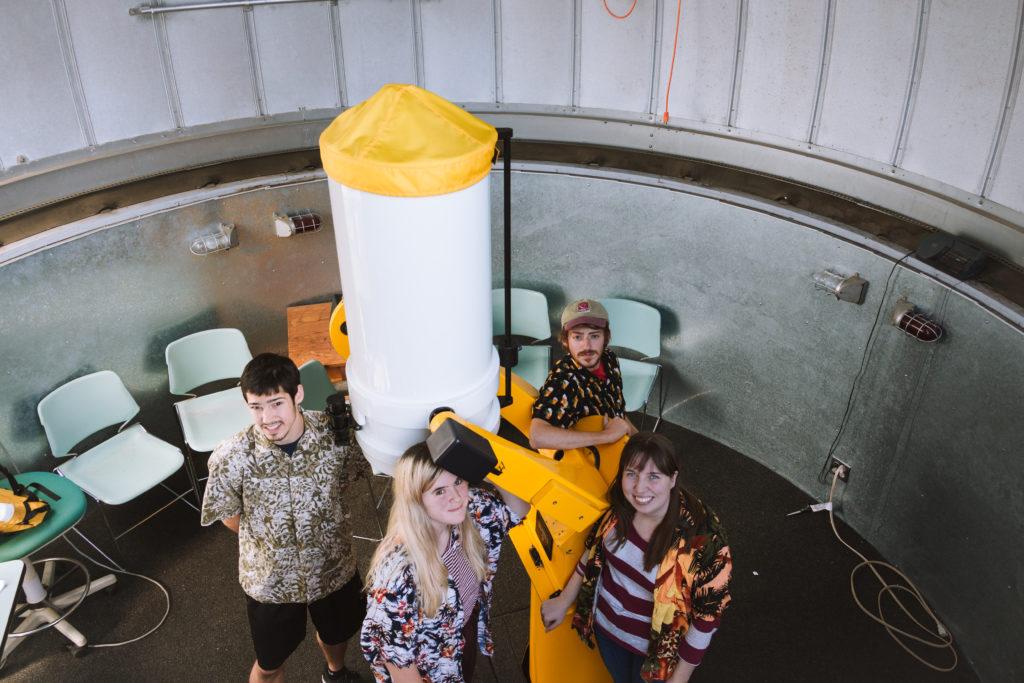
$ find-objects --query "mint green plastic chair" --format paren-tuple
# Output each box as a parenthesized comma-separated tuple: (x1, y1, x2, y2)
(599, 298, 661, 358)
(599, 298, 663, 429)
(165, 328, 253, 503)
(492, 288, 553, 390)
(37, 370, 189, 537)
(0, 471, 118, 660)
(298, 359, 336, 412)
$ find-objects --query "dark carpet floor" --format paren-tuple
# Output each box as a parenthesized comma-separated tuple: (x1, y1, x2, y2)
(1, 419, 977, 682)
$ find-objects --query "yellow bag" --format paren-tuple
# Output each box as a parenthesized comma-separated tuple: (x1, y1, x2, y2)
(0, 466, 50, 534)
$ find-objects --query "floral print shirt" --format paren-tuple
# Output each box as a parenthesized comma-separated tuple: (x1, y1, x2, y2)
(573, 494, 733, 681)
(532, 349, 626, 428)
(361, 486, 517, 682)
(200, 411, 369, 604)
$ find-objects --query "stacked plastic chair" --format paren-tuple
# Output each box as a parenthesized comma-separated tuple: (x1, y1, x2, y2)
(599, 298, 664, 430)
(37, 370, 189, 538)
(492, 288, 553, 391)
(165, 328, 252, 504)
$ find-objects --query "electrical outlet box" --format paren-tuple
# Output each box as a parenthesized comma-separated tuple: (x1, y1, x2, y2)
(829, 457, 851, 482)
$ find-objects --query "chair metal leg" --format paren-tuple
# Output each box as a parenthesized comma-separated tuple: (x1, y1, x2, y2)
(181, 443, 204, 508)
(161, 481, 200, 512)
(112, 486, 197, 540)
(652, 367, 665, 431)
(174, 403, 206, 507)
(352, 473, 386, 543)
(71, 527, 125, 573)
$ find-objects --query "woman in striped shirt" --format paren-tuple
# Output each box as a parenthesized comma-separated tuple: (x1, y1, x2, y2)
(541, 433, 733, 683)
(361, 444, 528, 682)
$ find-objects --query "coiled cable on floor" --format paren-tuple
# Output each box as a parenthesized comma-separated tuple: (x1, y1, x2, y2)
(62, 535, 171, 649)
(826, 469, 957, 672)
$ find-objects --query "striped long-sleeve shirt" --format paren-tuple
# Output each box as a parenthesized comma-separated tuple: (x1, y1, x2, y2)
(577, 522, 720, 665)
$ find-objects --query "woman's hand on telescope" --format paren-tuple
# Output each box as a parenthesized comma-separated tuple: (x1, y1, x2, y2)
(540, 571, 584, 632)
(540, 594, 570, 632)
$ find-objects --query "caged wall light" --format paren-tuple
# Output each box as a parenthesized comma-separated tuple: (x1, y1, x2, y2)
(189, 222, 237, 255)
(891, 299, 944, 343)
(273, 211, 322, 237)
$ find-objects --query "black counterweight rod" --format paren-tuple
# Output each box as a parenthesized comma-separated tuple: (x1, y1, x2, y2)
(496, 127, 515, 408)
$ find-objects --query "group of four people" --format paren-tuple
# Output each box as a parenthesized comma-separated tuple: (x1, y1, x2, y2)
(200, 299, 732, 683)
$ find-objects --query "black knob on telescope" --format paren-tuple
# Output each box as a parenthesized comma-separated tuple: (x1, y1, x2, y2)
(425, 417, 499, 486)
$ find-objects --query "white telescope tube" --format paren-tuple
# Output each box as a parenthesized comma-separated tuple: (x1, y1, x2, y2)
(320, 84, 501, 473)
(328, 176, 499, 473)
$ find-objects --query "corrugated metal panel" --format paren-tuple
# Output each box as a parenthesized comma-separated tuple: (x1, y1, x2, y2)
(735, 0, 826, 140)
(987, 83, 1024, 213)
(252, 3, 339, 114)
(658, 0, 738, 126)
(815, 0, 917, 161)
(337, 0, 417, 105)
(900, 0, 1018, 194)
(64, 0, 173, 144)
(420, 0, 495, 103)
(579, 0, 656, 112)
(163, 8, 258, 126)
(500, 0, 573, 106)
(0, 3, 85, 166)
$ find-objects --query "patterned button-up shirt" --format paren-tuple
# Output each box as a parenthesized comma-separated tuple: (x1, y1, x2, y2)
(532, 349, 626, 428)
(361, 486, 517, 682)
(200, 410, 369, 604)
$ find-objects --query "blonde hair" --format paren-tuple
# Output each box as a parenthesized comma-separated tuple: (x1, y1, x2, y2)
(365, 444, 489, 617)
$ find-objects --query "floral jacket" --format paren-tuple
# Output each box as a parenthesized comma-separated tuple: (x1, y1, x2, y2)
(361, 486, 517, 682)
(532, 349, 625, 428)
(572, 496, 733, 681)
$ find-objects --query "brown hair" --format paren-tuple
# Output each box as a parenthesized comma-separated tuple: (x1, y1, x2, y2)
(240, 353, 300, 399)
(607, 432, 706, 571)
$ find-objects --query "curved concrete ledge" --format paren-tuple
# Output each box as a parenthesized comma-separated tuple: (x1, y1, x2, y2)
(3, 109, 1023, 267)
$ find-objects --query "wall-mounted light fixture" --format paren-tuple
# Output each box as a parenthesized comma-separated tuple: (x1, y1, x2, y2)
(891, 299, 943, 343)
(813, 269, 867, 304)
(190, 222, 237, 255)
(273, 211, 322, 237)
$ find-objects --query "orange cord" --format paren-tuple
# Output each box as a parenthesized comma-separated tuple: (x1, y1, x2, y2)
(662, 0, 683, 123)
(603, 0, 638, 20)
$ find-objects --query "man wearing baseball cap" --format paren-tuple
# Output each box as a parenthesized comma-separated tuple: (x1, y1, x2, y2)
(529, 299, 637, 450)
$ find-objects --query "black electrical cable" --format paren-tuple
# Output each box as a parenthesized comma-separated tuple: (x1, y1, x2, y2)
(818, 251, 912, 483)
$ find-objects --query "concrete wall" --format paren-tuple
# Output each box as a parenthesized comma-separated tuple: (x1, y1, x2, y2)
(0, 179, 341, 466)
(1, 168, 1021, 679)
(491, 169, 1024, 681)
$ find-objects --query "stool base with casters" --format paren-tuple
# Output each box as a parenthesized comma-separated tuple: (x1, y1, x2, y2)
(3, 555, 117, 663)
(0, 472, 117, 667)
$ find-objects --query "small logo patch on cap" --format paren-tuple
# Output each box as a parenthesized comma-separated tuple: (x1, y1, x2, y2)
(576, 301, 591, 313)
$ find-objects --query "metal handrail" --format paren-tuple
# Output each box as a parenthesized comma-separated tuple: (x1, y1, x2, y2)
(130, 0, 326, 16)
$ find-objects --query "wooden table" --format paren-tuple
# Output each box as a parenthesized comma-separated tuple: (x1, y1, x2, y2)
(287, 302, 346, 384)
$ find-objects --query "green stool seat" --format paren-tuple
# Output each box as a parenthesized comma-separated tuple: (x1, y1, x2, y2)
(0, 472, 86, 562)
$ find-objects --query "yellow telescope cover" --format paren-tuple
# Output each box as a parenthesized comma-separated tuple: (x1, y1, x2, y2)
(319, 84, 498, 197)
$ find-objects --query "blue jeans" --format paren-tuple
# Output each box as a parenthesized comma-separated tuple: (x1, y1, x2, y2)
(595, 628, 664, 683)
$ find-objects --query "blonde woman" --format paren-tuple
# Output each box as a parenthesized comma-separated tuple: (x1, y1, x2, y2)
(361, 443, 528, 682)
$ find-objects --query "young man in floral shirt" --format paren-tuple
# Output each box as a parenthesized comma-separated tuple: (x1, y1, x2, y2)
(201, 353, 368, 683)
(529, 298, 637, 451)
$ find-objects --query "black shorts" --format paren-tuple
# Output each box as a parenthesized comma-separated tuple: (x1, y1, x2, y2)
(246, 573, 366, 671)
